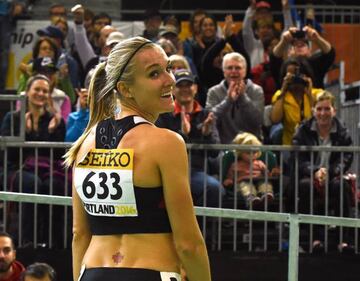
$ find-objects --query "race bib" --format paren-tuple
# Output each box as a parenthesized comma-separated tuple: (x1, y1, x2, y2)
(74, 148, 138, 217)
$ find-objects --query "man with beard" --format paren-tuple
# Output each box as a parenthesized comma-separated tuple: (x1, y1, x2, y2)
(0, 232, 24, 281)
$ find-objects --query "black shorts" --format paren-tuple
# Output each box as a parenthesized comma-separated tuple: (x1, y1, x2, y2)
(79, 267, 181, 281)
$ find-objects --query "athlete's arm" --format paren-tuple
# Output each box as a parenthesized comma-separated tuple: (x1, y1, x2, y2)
(156, 129, 212, 281)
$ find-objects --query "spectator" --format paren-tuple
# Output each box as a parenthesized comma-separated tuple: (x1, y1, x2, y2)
(168, 54, 191, 73)
(48, 3, 66, 24)
(102, 31, 124, 56)
(21, 263, 56, 281)
(36, 24, 80, 93)
(67, 6, 95, 85)
(192, 14, 220, 106)
(242, 0, 274, 68)
(31, 57, 72, 123)
(270, 26, 335, 89)
(0, 1, 26, 92)
(17, 35, 76, 107)
(158, 25, 198, 76)
(0, 232, 25, 281)
(83, 25, 119, 73)
(156, 69, 225, 207)
(291, 90, 354, 253)
(65, 88, 89, 142)
(206, 52, 264, 143)
(192, 14, 219, 73)
(223, 132, 274, 209)
(270, 57, 322, 145)
(158, 24, 181, 53)
(141, 8, 162, 42)
(88, 12, 112, 54)
(1, 75, 67, 247)
(156, 37, 177, 57)
(17, 37, 60, 87)
(201, 14, 250, 92)
(251, 35, 279, 106)
(163, 14, 181, 35)
(183, 9, 207, 61)
(71, 5, 122, 80)
(242, 0, 294, 69)
(53, 16, 70, 51)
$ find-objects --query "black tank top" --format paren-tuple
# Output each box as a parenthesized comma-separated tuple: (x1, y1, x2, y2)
(85, 115, 172, 235)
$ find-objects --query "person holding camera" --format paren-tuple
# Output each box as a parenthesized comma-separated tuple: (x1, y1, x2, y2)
(270, 57, 323, 145)
(270, 26, 335, 89)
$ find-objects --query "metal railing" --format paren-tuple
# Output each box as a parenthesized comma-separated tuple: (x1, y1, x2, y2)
(0, 141, 359, 250)
(1, 190, 360, 281)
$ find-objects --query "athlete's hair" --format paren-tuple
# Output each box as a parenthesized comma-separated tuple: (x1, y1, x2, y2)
(64, 36, 155, 166)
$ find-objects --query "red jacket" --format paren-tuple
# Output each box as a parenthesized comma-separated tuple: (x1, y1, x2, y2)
(1, 261, 25, 281)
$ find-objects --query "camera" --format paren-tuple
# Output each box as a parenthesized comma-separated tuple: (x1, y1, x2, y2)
(291, 30, 306, 39)
(291, 67, 308, 86)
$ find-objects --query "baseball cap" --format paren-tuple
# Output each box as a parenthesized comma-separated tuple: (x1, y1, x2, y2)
(37, 25, 64, 41)
(105, 31, 124, 46)
(256, 1, 271, 10)
(33, 57, 58, 74)
(174, 69, 194, 85)
(159, 25, 178, 37)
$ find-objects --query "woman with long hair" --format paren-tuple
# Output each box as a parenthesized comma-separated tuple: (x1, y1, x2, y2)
(64, 36, 211, 281)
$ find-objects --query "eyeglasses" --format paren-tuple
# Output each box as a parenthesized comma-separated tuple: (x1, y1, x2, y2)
(224, 65, 242, 71)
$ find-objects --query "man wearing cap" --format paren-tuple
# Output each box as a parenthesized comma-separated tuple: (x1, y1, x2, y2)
(158, 24, 180, 50)
(37, 24, 80, 92)
(270, 26, 335, 89)
(156, 69, 225, 208)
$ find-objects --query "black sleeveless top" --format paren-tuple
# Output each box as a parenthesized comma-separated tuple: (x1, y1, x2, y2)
(86, 115, 172, 235)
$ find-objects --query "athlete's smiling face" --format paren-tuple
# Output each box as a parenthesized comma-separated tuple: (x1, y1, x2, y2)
(128, 45, 176, 117)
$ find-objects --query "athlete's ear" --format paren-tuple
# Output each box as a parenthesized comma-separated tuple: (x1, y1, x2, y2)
(117, 81, 133, 98)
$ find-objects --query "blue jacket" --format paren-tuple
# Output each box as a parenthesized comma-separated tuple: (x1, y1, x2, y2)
(65, 108, 89, 142)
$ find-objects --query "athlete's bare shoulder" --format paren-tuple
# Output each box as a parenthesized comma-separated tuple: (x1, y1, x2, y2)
(142, 124, 184, 146)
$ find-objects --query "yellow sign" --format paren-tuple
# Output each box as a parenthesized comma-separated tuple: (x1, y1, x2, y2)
(77, 148, 134, 169)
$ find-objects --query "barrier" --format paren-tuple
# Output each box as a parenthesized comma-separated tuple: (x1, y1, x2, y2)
(1, 191, 360, 281)
(1, 107, 360, 280)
